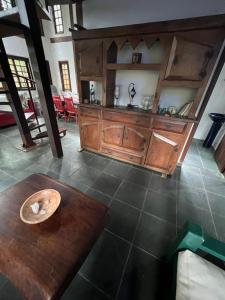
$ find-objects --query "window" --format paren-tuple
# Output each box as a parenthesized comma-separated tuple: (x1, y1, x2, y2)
(0, 0, 15, 10)
(59, 61, 71, 92)
(8, 56, 35, 90)
(0, 81, 3, 90)
(53, 5, 64, 34)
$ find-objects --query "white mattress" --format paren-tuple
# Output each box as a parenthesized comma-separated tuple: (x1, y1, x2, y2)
(176, 250, 225, 300)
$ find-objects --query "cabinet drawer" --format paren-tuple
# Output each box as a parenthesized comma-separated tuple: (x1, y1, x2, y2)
(101, 146, 142, 164)
(79, 107, 100, 118)
(102, 111, 150, 127)
(152, 118, 187, 134)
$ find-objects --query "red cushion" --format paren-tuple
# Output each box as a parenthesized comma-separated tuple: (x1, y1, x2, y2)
(0, 111, 16, 127)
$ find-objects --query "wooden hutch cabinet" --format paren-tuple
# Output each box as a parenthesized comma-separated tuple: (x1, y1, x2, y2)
(77, 39, 103, 77)
(72, 15, 225, 175)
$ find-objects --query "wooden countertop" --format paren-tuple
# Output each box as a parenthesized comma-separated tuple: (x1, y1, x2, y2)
(0, 174, 107, 300)
(78, 104, 198, 123)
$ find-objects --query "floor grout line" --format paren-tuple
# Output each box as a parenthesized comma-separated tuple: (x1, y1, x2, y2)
(78, 273, 113, 300)
(198, 153, 219, 239)
(115, 188, 149, 300)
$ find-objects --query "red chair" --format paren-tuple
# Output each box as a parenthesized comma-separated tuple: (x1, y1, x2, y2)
(64, 97, 78, 123)
(52, 96, 65, 119)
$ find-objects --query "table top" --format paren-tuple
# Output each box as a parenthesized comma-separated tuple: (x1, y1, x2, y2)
(0, 174, 107, 300)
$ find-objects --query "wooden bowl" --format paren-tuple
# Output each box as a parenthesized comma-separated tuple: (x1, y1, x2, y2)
(20, 189, 61, 224)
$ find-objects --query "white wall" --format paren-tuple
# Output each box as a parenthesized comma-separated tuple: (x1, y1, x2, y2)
(82, 0, 225, 140)
(195, 62, 225, 143)
(42, 4, 77, 96)
(83, 0, 225, 29)
(1, 1, 225, 140)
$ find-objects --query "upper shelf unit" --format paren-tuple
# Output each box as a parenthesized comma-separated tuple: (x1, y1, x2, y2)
(74, 23, 225, 119)
(106, 63, 161, 71)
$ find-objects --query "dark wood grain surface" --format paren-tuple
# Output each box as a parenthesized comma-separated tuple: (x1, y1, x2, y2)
(0, 174, 108, 300)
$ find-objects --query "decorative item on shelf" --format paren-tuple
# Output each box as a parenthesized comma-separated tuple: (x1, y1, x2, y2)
(90, 84, 95, 104)
(132, 53, 142, 64)
(114, 85, 120, 106)
(140, 95, 153, 110)
(158, 106, 167, 115)
(127, 83, 136, 108)
(168, 106, 177, 115)
(178, 101, 193, 118)
(84, 98, 90, 104)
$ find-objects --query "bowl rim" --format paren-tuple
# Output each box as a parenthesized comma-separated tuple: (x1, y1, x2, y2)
(20, 189, 61, 225)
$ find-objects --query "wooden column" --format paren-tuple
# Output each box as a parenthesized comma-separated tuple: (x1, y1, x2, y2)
(76, 0, 83, 27)
(69, 2, 74, 28)
(0, 38, 35, 148)
(16, 0, 63, 158)
(180, 44, 225, 162)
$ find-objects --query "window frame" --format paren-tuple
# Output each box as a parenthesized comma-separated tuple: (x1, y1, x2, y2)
(52, 5, 64, 34)
(59, 61, 72, 92)
(8, 55, 35, 91)
(0, 0, 15, 11)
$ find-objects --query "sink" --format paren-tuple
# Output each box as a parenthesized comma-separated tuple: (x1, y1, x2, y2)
(209, 113, 225, 122)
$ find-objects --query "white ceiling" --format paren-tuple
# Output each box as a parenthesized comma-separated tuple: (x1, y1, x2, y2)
(83, 0, 225, 28)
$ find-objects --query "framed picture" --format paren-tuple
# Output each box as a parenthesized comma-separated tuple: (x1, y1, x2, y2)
(132, 53, 142, 64)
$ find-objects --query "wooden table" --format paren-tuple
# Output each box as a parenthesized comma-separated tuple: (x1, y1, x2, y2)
(0, 174, 107, 300)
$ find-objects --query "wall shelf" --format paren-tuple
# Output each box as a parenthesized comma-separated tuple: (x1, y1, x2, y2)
(80, 76, 103, 81)
(106, 63, 161, 71)
(161, 80, 202, 89)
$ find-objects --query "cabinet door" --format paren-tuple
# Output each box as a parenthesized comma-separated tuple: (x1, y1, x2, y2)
(165, 36, 213, 81)
(145, 131, 183, 174)
(80, 116, 100, 151)
(122, 125, 149, 153)
(215, 134, 225, 173)
(77, 40, 103, 77)
(102, 121, 124, 147)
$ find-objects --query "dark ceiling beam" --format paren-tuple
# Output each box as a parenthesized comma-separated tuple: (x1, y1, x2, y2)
(69, 2, 74, 28)
(0, 38, 35, 148)
(75, 0, 83, 27)
(16, 0, 63, 158)
(46, 0, 84, 5)
(36, 1, 52, 21)
(0, 6, 19, 21)
(71, 13, 225, 40)
(0, 19, 25, 38)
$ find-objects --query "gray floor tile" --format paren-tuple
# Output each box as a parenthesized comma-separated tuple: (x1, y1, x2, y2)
(0, 280, 22, 300)
(91, 173, 122, 197)
(144, 189, 176, 224)
(125, 167, 152, 188)
(61, 274, 108, 300)
(104, 160, 131, 179)
(115, 180, 147, 209)
(177, 183, 209, 210)
(87, 155, 110, 171)
(85, 188, 112, 206)
(68, 166, 101, 187)
(207, 192, 225, 216)
(118, 247, 168, 300)
(149, 174, 177, 197)
(177, 202, 216, 238)
(176, 167, 204, 189)
(213, 213, 225, 242)
(203, 176, 225, 197)
(134, 213, 176, 259)
(106, 200, 140, 241)
(80, 230, 130, 298)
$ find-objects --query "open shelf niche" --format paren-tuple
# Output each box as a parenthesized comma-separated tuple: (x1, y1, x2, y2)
(80, 79, 103, 106)
(105, 38, 164, 108)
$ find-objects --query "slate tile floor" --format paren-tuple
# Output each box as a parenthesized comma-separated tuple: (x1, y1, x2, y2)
(0, 121, 225, 299)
